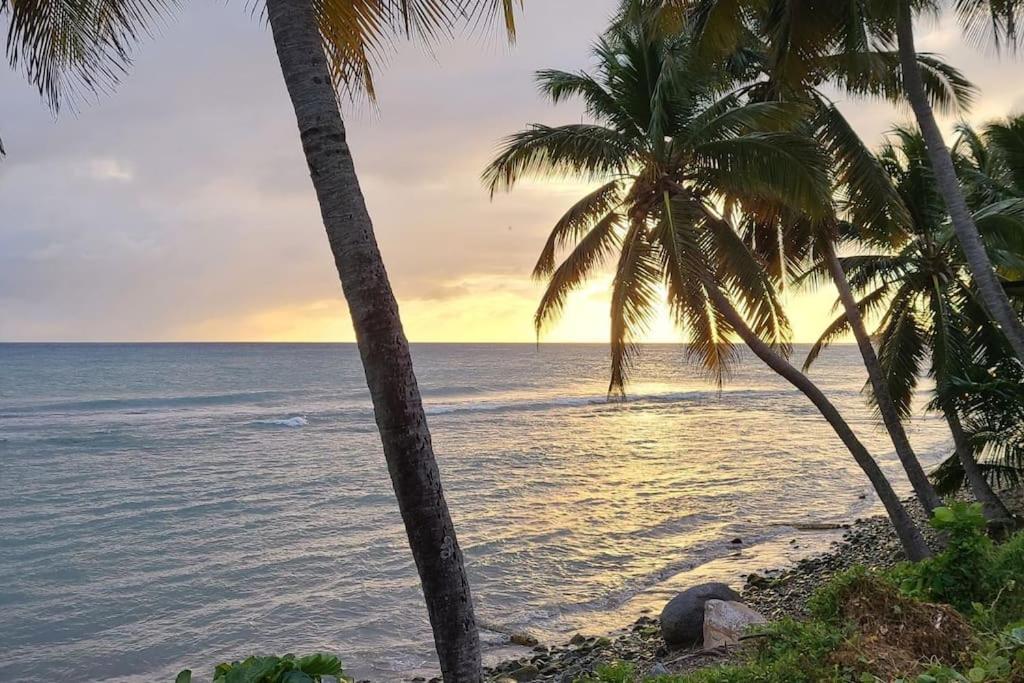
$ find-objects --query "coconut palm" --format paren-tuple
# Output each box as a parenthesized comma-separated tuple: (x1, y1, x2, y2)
(687, 9, 979, 514)
(484, 17, 932, 560)
(806, 127, 1018, 529)
(3, 1, 519, 678)
(622, 0, 1024, 362)
(612, 0, 988, 515)
(892, 0, 1024, 362)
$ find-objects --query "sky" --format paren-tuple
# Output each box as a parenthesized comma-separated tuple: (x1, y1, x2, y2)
(2, 3, 1024, 343)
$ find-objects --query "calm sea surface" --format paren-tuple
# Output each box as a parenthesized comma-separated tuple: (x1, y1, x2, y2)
(0, 343, 950, 681)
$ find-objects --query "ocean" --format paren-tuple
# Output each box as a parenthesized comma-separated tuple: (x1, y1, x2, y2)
(0, 343, 950, 681)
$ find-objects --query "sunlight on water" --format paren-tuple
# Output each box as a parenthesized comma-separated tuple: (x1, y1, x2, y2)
(0, 343, 948, 681)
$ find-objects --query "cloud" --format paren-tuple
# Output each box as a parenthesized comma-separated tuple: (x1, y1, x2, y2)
(2, 2, 1024, 343)
(86, 158, 134, 182)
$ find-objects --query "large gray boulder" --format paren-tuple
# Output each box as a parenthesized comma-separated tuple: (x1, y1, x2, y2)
(659, 582, 741, 649)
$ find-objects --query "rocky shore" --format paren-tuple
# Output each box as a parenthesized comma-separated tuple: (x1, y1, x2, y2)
(479, 490, 1024, 683)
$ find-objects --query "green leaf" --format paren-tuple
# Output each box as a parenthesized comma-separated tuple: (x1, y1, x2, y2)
(932, 506, 955, 526)
(175, 671, 192, 683)
(296, 653, 344, 677)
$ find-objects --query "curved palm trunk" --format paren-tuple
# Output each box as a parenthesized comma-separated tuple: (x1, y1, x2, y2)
(265, 1, 481, 679)
(943, 406, 1014, 528)
(895, 0, 1024, 362)
(703, 282, 931, 561)
(823, 242, 943, 513)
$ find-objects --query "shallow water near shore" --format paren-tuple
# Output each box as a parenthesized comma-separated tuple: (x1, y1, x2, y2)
(0, 343, 950, 681)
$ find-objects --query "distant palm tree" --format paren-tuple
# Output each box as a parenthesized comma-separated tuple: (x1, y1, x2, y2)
(806, 127, 1019, 529)
(3, 1, 519, 678)
(484, 17, 932, 560)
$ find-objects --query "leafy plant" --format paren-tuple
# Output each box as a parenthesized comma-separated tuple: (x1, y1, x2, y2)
(913, 625, 1024, 682)
(175, 653, 347, 683)
(894, 503, 994, 611)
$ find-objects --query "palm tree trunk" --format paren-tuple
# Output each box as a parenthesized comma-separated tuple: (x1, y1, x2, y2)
(895, 0, 1024, 362)
(823, 241, 943, 513)
(265, 1, 481, 679)
(703, 281, 932, 561)
(943, 407, 1014, 527)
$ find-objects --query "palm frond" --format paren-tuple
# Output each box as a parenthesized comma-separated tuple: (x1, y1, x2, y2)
(876, 288, 928, 419)
(483, 124, 638, 196)
(654, 192, 739, 382)
(533, 180, 624, 277)
(954, 0, 1024, 51)
(534, 212, 623, 335)
(693, 131, 831, 217)
(814, 101, 909, 236)
(608, 220, 663, 396)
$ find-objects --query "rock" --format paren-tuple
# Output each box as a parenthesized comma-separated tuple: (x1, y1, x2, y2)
(702, 600, 767, 649)
(730, 537, 743, 544)
(660, 582, 741, 649)
(648, 662, 670, 677)
(569, 633, 586, 645)
(510, 632, 539, 647)
(508, 664, 540, 682)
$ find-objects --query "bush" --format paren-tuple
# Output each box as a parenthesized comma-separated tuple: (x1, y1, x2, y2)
(893, 503, 995, 612)
(175, 653, 347, 683)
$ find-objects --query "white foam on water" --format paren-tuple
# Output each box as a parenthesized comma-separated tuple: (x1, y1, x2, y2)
(253, 416, 308, 427)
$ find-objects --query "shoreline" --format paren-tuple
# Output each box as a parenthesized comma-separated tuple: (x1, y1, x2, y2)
(476, 490, 1023, 683)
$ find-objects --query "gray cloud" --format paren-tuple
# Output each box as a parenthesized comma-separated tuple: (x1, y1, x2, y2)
(1, 3, 1023, 340)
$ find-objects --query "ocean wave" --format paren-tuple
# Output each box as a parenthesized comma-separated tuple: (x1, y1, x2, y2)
(3, 390, 303, 415)
(252, 416, 308, 428)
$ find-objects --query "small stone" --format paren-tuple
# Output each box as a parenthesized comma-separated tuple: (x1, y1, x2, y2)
(569, 634, 586, 645)
(649, 663, 670, 677)
(510, 632, 539, 647)
(508, 664, 540, 682)
(730, 537, 742, 544)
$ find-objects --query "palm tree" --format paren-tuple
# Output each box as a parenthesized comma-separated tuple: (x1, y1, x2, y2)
(484, 17, 932, 560)
(625, 0, 1024, 362)
(806, 127, 1016, 529)
(893, 0, 1024, 362)
(614, 0, 985, 515)
(3, 1, 519, 678)
(691, 8, 979, 515)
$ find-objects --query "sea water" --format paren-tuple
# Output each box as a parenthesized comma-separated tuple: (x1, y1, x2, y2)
(0, 343, 950, 681)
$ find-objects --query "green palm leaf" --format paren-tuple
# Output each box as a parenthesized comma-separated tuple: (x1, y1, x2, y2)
(483, 124, 639, 196)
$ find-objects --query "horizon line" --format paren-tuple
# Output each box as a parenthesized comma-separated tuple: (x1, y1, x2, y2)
(0, 340, 856, 345)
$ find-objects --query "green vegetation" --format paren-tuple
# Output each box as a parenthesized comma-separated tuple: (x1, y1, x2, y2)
(175, 653, 347, 683)
(579, 505, 1024, 683)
